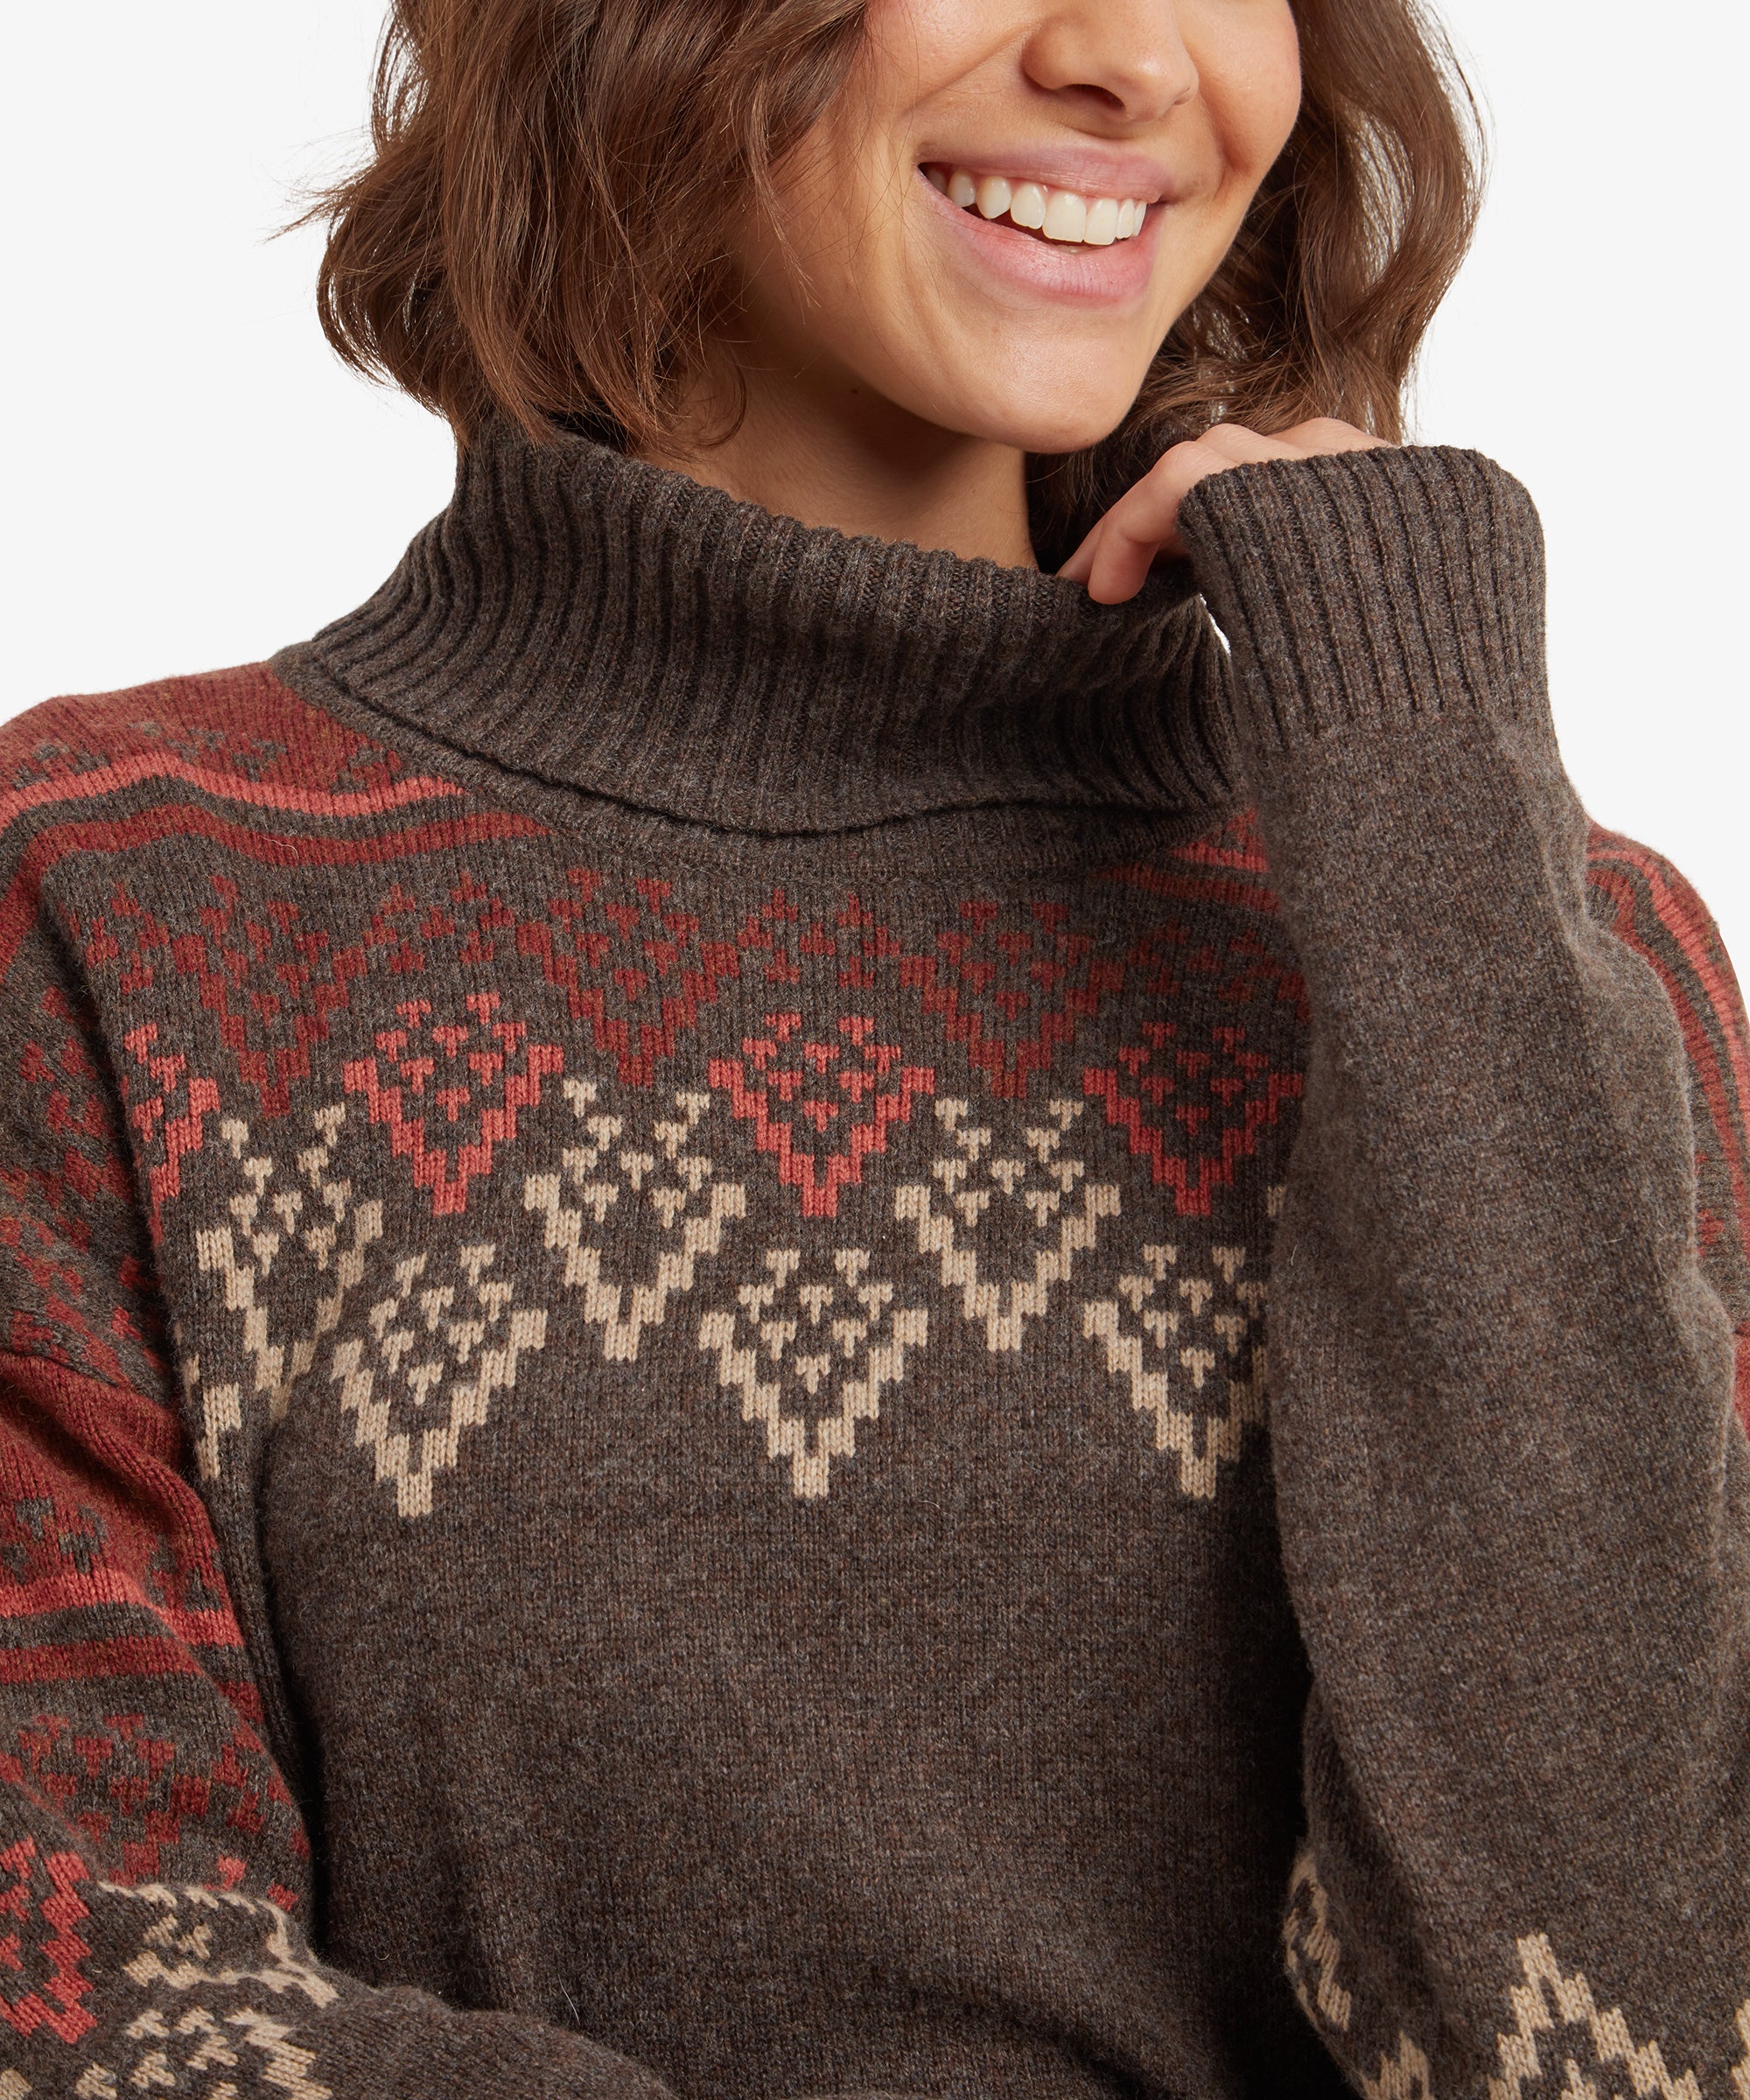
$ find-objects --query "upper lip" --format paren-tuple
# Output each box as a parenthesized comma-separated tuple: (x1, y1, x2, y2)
(918, 148, 1175, 205)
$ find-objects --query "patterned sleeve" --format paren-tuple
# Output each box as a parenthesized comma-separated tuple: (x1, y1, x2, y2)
(1583, 827, 1750, 1397)
(1175, 444, 1750, 2097)
(0, 820, 675, 2096)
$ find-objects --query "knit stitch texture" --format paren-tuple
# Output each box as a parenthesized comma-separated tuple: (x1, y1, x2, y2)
(0, 429, 1746, 2099)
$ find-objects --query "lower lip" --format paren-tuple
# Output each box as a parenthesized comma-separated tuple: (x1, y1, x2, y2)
(916, 168, 1163, 306)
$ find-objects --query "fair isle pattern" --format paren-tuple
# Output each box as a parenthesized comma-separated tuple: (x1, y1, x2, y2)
(1486, 1937, 1712, 2100)
(0, 665, 1315, 2082)
(67, 2006, 329, 2100)
(18, 676, 1315, 1518)
(1283, 1850, 1438, 2100)
(102, 1880, 334, 2011)
(191, 1108, 383, 1480)
(895, 1096, 1118, 1354)
(522, 1081, 746, 1366)
(46, 1880, 333, 2099)
(1358, 2036, 1436, 2100)
(4, 663, 1750, 2092)
(1283, 1847, 1355, 2036)
(328, 1241, 550, 1519)
(0, 1829, 328, 2090)
(0, 675, 460, 2087)
(1586, 829, 1750, 1432)
(1284, 1848, 1750, 2100)
(182, 1065, 1279, 1510)
(1082, 1200, 1278, 1500)
(697, 1249, 930, 1500)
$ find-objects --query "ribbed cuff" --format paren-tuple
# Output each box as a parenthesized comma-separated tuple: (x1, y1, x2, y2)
(1174, 444, 1550, 762)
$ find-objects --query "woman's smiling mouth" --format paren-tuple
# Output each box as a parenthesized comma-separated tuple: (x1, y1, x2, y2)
(921, 163, 1153, 247)
(916, 161, 1165, 305)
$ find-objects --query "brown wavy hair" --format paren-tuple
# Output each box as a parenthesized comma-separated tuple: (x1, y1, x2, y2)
(306, 0, 1484, 569)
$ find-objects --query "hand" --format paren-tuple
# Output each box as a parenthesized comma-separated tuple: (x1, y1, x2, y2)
(1056, 417, 1390, 604)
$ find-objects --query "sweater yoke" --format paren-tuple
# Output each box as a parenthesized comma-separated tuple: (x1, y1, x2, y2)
(2, 433, 1748, 2100)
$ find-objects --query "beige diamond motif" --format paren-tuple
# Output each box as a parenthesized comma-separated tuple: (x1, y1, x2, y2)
(697, 1246, 927, 1498)
(1081, 1240, 1267, 1499)
(329, 1242, 546, 1518)
(897, 1096, 1118, 1353)
(524, 1079, 746, 1362)
(189, 1103, 382, 1483)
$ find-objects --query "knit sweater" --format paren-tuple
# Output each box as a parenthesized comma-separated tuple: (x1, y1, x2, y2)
(2, 425, 1747, 2100)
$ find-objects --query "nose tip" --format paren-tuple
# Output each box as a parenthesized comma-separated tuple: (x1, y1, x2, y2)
(1116, 58, 1199, 122)
(1026, 4, 1201, 126)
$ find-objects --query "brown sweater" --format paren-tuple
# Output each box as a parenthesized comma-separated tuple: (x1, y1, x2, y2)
(1, 426, 1746, 2100)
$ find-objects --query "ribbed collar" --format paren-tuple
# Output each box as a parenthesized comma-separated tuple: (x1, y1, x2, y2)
(293, 418, 1236, 836)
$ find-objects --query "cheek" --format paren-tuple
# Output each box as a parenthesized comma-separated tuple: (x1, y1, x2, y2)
(1191, 0, 1303, 187)
(774, 2, 954, 258)
(863, 0, 993, 80)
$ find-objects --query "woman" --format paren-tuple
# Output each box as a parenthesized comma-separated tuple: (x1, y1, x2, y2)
(2, 0, 1744, 2094)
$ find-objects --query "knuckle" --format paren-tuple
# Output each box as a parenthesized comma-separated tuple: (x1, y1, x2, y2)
(1168, 438, 1228, 478)
(1152, 439, 1202, 476)
(1307, 416, 1368, 448)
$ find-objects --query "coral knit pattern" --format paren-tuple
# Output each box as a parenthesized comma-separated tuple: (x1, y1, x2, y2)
(1, 428, 1748, 2100)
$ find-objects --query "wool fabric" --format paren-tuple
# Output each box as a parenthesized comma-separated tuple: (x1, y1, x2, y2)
(1, 425, 1746, 2100)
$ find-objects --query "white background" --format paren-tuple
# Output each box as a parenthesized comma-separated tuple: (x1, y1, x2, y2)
(4, 4, 1745, 964)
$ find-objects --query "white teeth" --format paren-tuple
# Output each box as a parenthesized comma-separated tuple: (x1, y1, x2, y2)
(1008, 181, 1047, 231)
(1042, 191, 1088, 243)
(928, 166, 1149, 246)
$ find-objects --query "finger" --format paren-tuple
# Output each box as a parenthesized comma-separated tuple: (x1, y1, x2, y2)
(1058, 440, 1210, 592)
(1060, 420, 1389, 597)
(1071, 439, 1226, 600)
(1273, 416, 1390, 455)
(1193, 423, 1306, 466)
(1080, 429, 1299, 602)
(1058, 427, 1289, 591)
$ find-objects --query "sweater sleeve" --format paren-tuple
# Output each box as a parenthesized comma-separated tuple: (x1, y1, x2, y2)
(0, 905, 678, 2097)
(1174, 445, 1750, 2096)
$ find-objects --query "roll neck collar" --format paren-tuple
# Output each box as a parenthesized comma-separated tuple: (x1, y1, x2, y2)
(295, 418, 1235, 836)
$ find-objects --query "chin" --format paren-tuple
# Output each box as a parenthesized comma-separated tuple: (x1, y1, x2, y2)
(937, 389, 1138, 461)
